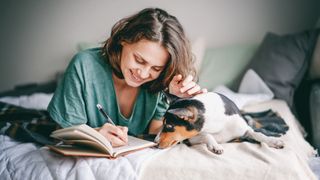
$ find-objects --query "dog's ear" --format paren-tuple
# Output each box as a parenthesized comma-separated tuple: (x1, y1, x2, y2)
(167, 106, 198, 123)
(162, 91, 180, 104)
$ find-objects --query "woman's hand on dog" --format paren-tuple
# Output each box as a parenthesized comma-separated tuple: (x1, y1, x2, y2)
(98, 123, 128, 147)
(169, 74, 207, 98)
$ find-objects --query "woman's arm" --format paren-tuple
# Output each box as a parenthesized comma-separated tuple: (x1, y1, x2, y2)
(149, 119, 164, 134)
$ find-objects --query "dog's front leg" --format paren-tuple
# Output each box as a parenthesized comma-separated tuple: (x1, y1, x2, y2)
(188, 133, 224, 154)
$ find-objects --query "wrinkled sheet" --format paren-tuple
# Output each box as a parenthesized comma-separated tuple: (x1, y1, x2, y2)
(139, 100, 318, 180)
(1, 96, 319, 180)
(0, 134, 160, 180)
(0, 92, 162, 180)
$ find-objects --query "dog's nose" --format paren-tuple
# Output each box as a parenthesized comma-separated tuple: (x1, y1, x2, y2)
(157, 143, 167, 149)
(157, 140, 178, 149)
(157, 141, 169, 149)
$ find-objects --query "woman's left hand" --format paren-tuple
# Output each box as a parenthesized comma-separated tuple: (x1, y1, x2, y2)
(168, 74, 207, 98)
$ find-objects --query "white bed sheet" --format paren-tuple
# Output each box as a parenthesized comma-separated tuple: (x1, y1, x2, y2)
(0, 134, 160, 180)
(0, 94, 318, 180)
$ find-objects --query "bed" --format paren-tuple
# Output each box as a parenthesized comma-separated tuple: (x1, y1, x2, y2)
(1, 29, 320, 180)
(0, 84, 319, 180)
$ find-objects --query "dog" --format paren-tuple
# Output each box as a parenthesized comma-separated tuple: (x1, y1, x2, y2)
(155, 92, 285, 154)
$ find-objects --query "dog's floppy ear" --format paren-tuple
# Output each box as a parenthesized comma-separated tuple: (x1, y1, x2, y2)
(162, 91, 180, 104)
(167, 107, 198, 123)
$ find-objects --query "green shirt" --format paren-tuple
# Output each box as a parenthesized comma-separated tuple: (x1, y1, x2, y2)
(47, 48, 169, 136)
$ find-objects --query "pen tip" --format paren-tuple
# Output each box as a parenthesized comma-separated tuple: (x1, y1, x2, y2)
(96, 104, 102, 109)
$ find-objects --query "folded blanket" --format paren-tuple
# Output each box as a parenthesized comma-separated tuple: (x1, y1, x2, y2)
(241, 109, 289, 138)
(0, 101, 59, 145)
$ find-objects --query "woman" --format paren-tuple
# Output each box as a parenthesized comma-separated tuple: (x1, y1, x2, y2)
(47, 8, 207, 147)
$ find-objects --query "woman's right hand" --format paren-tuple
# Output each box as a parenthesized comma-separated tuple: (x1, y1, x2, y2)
(98, 123, 128, 147)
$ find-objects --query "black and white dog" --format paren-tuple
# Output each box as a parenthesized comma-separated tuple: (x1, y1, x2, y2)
(155, 92, 285, 154)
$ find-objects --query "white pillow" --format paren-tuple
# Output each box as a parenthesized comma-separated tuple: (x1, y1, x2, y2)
(0, 93, 54, 110)
(213, 69, 274, 109)
(191, 37, 206, 71)
(238, 69, 274, 98)
(213, 85, 271, 109)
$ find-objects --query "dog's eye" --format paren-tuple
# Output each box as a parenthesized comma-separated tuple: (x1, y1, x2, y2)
(165, 124, 174, 129)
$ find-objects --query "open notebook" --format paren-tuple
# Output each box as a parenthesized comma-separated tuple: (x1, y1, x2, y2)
(47, 124, 157, 158)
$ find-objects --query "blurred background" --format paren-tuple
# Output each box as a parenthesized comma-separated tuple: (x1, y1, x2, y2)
(0, 0, 319, 92)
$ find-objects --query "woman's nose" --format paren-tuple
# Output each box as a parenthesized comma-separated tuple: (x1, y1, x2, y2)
(138, 67, 150, 79)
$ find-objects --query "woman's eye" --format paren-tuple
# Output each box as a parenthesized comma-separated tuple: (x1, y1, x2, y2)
(135, 58, 144, 64)
(152, 67, 162, 72)
(134, 55, 144, 64)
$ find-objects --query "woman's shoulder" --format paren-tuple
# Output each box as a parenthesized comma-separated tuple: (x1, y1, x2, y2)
(71, 47, 104, 64)
(68, 48, 110, 69)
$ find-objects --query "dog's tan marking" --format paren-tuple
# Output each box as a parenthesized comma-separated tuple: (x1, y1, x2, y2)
(158, 126, 199, 148)
(175, 126, 199, 138)
(253, 121, 262, 129)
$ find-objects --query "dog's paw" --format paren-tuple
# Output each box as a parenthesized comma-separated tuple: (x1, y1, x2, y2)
(208, 144, 224, 154)
(266, 138, 285, 149)
(213, 148, 224, 154)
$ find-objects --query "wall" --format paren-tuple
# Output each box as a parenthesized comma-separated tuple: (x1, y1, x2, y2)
(0, 0, 319, 92)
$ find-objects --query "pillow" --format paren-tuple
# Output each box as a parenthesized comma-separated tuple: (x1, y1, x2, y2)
(77, 42, 101, 51)
(247, 29, 319, 108)
(213, 69, 274, 109)
(214, 85, 273, 109)
(309, 34, 320, 79)
(238, 69, 274, 98)
(199, 44, 258, 91)
(0, 93, 53, 110)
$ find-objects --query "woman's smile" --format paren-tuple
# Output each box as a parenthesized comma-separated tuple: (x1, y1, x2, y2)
(130, 69, 144, 83)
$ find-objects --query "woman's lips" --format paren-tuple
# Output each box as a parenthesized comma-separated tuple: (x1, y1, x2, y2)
(130, 70, 143, 83)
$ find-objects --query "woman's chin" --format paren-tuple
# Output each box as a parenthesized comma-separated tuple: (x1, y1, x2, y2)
(125, 78, 144, 87)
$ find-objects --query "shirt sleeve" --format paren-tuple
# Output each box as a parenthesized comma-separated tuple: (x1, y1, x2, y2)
(47, 53, 88, 128)
(151, 92, 169, 120)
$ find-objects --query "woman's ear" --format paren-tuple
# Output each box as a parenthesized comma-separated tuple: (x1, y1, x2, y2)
(120, 41, 128, 46)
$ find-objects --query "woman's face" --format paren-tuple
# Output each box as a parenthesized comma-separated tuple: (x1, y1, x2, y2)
(120, 39, 169, 87)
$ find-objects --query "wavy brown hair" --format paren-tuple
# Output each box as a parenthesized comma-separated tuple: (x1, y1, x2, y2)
(102, 8, 196, 93)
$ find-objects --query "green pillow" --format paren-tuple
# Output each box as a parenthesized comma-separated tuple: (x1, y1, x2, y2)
(198, 44, 258, 91)
(77, 42, 101, 51)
